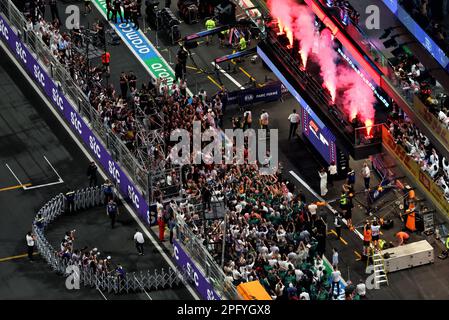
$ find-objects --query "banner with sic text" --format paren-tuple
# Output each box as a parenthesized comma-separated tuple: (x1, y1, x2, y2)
(173, 240, 221, 300)
(0, 14, 156, 226)
(382, 126, 449, 217)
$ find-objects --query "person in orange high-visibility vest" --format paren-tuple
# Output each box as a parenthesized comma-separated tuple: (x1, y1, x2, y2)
(101, 51, 111, 73)
(395, 231, 410, 246)
(404, 202, 416, 232)
(362, 220, 372, 258)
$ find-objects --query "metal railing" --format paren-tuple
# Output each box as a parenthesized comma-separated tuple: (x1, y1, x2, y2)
(175, 214, 241, 300)
(32, 187, 186, 294)
(0, 0, 149, 197)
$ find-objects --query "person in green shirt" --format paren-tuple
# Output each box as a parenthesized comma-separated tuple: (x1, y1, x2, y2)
(239, 34, 247, 51)
(205, 17, 216, 45)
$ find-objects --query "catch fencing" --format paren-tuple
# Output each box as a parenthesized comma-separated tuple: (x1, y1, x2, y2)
(32, 187, 186, 294)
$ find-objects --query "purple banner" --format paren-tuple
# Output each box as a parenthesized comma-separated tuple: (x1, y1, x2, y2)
(0, 15, 154, 225)
(173, 240, 221, 300)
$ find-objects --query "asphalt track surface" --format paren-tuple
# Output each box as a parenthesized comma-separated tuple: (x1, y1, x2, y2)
(1, 0, 449, 300)
(0, 46, 192, 300)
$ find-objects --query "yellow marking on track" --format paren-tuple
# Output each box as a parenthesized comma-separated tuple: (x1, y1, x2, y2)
(329, 229, 348, 245)
(354, 250, 362, 261)
(207, 76, 223, 89)
(0, 252, 38, 262)
(0, 183, 31, 192)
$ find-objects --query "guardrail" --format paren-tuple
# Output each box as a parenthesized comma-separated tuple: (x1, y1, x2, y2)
(174, 215, 242, 300)
(0, 1, 157, 225)
(381, 125, 449, 220)
(32, 187, 185, 294)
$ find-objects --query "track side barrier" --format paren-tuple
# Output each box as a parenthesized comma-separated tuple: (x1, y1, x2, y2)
(33, 187, 185, 294)
(0, 6, 156, 226)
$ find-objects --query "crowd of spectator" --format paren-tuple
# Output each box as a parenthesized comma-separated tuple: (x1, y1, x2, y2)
(387, 103, 449, 202)
(392, 52, 449, 123)
(400, 0, 449, 54)
(57, 229, 126, 279)
(16, 0, 372, 300)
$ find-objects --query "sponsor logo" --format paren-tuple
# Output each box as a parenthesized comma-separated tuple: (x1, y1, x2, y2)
(0, 19, 9, 41)
(52, 88, 64, 111)
(33, 64, 45, 88)
(89, 135, 101, 159)
(70, 112, 82, 135)
(108, 160, 121, 184)
(15, 41, 27, 64)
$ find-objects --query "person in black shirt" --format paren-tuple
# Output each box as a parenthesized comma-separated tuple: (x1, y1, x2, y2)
(202, 185, 212, 211)
(107, 199, 119, 228)
(174, 62, 184, 83)
(128, 71, 137, 91)
(131, 1, 139, 30)
(96, 20, 106, 48)
(106, 0, 113, 21)
(112, 0, 124, 23)
(49, 0, 59, 22)
(84, 0, 92, 15)
(177, 44, 188, 76)
(123, 0, 131, 24)
(87, 161, 98, 187)
(65, 189, 76, 214)
(119, 72, 129, 99)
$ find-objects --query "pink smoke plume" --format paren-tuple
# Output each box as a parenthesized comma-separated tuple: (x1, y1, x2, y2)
(318, 28, 338, 102)
(337, 65, 376, 128)
(267, 0, 296, 46)
(292, 5, 317, 68)
(267, 1, 376, 132)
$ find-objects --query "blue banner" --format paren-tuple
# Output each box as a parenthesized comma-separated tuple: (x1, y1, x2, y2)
(0, 15, 156, 226)
(380, 0, 449, 71)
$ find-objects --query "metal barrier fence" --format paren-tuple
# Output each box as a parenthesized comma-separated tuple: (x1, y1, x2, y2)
(0, 0, 149, 196)
(32, 187, 185, 294)
(175, 209, 242, 300)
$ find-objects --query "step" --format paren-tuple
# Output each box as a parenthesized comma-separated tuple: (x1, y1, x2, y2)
(376, 279, 388, 284)
(375, 275, 387, 279)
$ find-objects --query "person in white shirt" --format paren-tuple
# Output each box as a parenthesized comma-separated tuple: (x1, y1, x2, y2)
(318, 168, 328, 197)
(26, 231, 35, 261)
(243, 109, 252, 130)
(288, 109, 300, 140)
(361, 162, 371, 191)
(332, 248, 339, 268)
(133, 229, 145, 256)
(356, 279, 366, 298)
(328, 161, 338, 186)
(430, 148, 439, 165)
(428, 163, 439, 179)
(308, 202, 318, 216)
(331, 266, 341, 299)
(299, 289, 310, 300)
(442, 157, 449, 179)
(260, 110, 269, 130)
